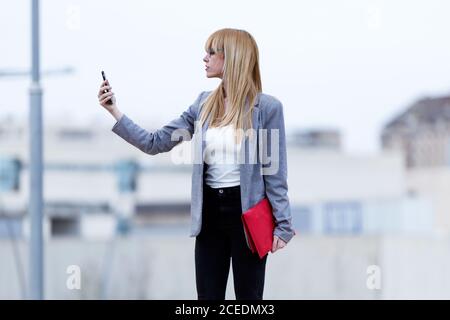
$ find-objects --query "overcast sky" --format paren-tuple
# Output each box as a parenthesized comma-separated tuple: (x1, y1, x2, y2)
(1, 0, 450, 153)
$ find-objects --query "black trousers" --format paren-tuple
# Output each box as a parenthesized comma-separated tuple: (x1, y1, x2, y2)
(195, 181, 268, 300)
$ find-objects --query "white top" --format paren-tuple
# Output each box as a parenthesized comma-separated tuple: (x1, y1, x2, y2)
(204, 123, 242, 188)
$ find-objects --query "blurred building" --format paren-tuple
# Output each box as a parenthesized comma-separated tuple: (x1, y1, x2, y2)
(287, 128, 341, 150)
(0, 115, 445, 300)
(287, 148, 433, 235)
(381, 94, 450, 234)
(381, 95, 450, 168)
(0, 116, 437, 240)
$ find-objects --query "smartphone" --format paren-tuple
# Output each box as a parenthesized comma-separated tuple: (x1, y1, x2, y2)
(101, 70, 113, 105)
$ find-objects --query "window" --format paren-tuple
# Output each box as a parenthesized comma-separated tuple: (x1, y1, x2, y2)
(323, 201, 363, 234)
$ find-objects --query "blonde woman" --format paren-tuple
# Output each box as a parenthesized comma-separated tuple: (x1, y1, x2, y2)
(98, 28, 295, 300)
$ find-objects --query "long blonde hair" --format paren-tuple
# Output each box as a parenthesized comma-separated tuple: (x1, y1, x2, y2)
(199, 28, 262, 144)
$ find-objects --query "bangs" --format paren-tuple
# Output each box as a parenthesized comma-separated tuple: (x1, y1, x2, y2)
(205, 32, 224, 53)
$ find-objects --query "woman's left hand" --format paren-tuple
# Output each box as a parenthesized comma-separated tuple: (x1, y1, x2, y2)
(271, 235, 286, 253)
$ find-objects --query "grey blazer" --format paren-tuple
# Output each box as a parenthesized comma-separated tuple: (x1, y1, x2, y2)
(111, 90, 296, 248)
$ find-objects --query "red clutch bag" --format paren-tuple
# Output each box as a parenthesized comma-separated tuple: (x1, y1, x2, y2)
(241, 197, 275, 259)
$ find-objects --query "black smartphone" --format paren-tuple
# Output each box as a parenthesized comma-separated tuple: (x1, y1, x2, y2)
(101, 70, 113, 105)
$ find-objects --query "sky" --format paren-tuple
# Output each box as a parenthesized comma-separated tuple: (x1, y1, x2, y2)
(1, 0, 450, 154)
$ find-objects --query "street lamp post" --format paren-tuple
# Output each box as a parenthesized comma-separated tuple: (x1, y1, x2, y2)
(29, 0, 43, 300)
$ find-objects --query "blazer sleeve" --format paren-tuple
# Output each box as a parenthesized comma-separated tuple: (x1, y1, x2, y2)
(261, 99, 296, 244)
(111, 91, 205, 155)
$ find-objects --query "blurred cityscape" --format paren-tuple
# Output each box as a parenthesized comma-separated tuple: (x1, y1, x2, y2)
(2, 92, 450, 299)
(3, 0, 450, 305)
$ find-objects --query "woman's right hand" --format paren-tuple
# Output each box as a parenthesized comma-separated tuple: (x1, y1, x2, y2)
(98, 80, 123, 121)
(98, 80, 116, 111)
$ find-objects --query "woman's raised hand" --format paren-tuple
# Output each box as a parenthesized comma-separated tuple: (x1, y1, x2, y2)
(98, 80, 116, 110)
(98, 80, 123, 121)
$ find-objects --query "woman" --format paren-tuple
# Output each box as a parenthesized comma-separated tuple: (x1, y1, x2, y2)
(97, 28, 295, 300)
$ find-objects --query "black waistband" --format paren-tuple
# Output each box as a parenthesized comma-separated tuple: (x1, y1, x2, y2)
(204, 183, 241, 196)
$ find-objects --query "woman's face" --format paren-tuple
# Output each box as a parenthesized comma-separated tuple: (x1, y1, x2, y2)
(203, 49, 224, 79)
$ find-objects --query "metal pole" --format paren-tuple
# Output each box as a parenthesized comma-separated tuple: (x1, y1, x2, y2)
(29, 0, 43, 300)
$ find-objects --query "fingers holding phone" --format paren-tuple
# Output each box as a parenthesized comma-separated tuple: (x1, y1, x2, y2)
(98, 71, 123, 121)
(98, 71, 117, 111)
(98, 81, 116, 110)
